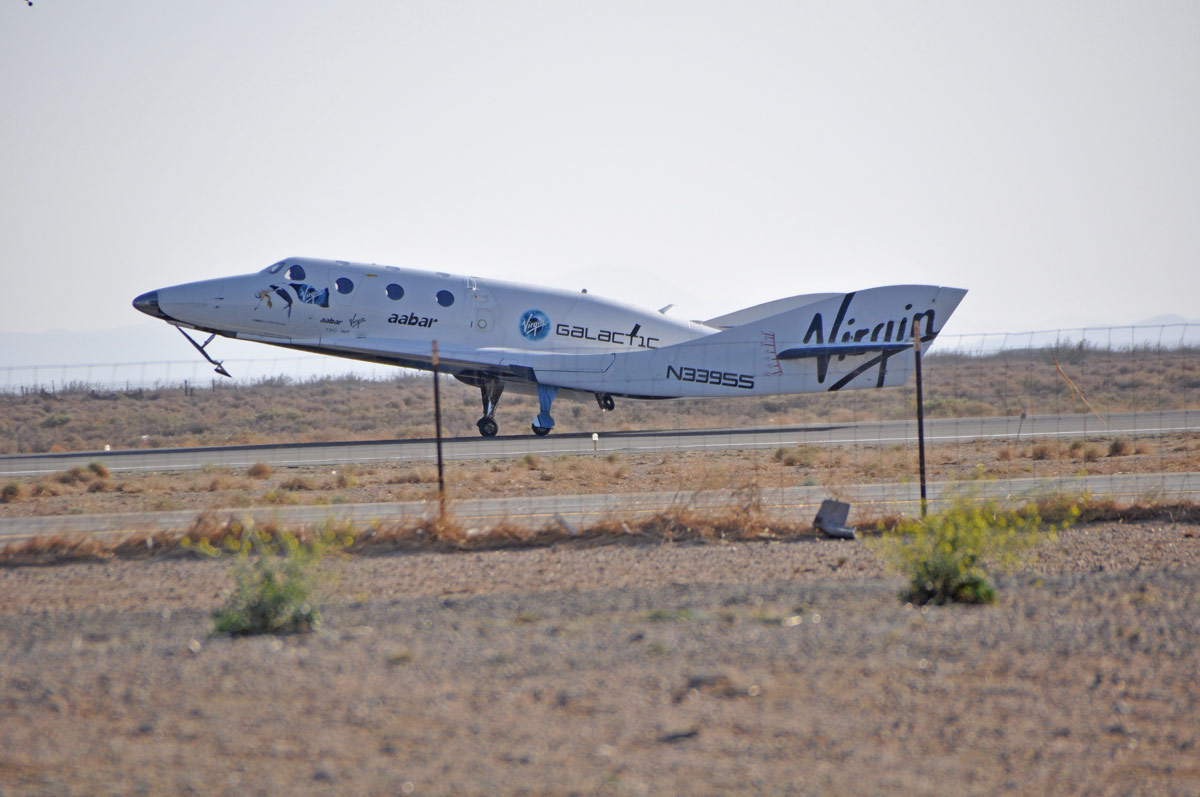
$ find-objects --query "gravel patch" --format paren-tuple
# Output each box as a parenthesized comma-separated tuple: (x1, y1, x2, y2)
(1, 521, 1198, 794)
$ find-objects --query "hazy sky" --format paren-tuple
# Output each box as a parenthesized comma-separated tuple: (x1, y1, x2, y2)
(3, 1, 1198, 339)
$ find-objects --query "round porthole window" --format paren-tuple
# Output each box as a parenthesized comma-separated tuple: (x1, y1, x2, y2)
(335, 277, 354, 294)
(386, 283, 404, 300)
(285, 264, 306, 281)
(436, 290, 454, 307)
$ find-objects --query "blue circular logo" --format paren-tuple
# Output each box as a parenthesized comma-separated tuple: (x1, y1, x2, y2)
(518, 309, 550, 341)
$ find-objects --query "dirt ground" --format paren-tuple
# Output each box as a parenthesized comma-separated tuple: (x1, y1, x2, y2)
(1, 520, 1198, 795)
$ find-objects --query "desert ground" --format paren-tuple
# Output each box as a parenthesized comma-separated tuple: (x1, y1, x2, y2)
(2, 517, 1198, 795)
(3, 348, 1197, 793)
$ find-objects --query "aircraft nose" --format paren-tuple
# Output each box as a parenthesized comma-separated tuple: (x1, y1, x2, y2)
(133, 290, 168, 320)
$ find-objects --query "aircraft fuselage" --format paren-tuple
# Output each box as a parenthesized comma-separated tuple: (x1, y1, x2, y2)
(136, 257, 710, 358)
(134, 257, 967, 436)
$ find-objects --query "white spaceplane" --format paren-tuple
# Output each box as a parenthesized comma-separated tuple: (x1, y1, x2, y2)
(134, 258, 966, 436)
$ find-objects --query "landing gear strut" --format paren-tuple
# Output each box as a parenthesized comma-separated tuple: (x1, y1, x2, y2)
(476, 379, 504, 437)
(177, 327, 231, 378)
(531, 384, 558, 436)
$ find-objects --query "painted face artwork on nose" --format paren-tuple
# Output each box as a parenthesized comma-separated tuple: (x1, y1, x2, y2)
(255, 282, 330, 317)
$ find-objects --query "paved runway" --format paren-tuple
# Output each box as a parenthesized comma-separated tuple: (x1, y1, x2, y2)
(1, 410, 1195, 477)
(2, 410, 1195, 541)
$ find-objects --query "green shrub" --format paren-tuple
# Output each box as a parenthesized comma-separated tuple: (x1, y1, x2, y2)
(208, 528, 341, 636)
(872, 498, 1076, 605)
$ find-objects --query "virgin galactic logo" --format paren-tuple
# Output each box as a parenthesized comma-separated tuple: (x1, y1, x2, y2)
(518, 309, 550, 341)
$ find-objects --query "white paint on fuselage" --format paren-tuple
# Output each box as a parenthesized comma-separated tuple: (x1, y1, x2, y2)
(137, 257, 969, 436)
(155, 257, 715, 355)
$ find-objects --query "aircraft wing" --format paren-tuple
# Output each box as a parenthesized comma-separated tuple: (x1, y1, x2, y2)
(236, 333, 616, 386)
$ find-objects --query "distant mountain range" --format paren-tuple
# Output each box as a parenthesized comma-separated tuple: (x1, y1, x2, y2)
(1133, 314, 1198, 326)
(2, 323, 189, 368)
(0, 323, 390, 390)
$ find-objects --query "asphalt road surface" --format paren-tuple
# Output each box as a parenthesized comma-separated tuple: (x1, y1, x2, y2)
(3, 410, 1195, 541)
(1, 410, 1195, 477)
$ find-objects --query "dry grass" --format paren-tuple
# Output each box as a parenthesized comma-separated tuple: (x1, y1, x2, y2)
(2, 432, 1197, 523)
(247, 462, 272, 479)
(1, 482, 22, 503)
(3, 496, 1196, 567)
(0, 503, 815, 567)
(2, 344, 1196, 454)
(278, 476, 313, 491)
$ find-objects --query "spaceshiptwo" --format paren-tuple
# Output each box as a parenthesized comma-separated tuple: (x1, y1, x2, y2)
(134, 258, 966, 437)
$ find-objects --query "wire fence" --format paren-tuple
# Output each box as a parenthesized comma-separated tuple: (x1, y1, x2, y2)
(0, 324, 1196, 527)
(0, 354, 397, 394)
(3, 324, 1198, 394)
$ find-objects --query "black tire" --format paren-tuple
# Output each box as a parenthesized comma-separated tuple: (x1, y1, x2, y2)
(477, 418, 498, 437)
(596, 392, 615, 411)
(531, 424, 551, 437)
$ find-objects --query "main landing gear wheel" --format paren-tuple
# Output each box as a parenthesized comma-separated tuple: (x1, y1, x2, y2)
(531, 385, 559, 436)
(476, 378, 504, 438)
(595, 392, 615, 411)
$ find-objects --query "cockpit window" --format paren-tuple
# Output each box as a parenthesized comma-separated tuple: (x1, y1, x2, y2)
(386, 283, 404, 300)
(436, 290, 455, 307)
(264, 261, 286, 275)
(285, 264, 307, 281)
(335, 277, 354, 295)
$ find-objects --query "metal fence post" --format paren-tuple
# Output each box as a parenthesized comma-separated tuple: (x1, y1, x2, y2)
(431, 341, 446, 520)
(914, 319, 928, 516)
